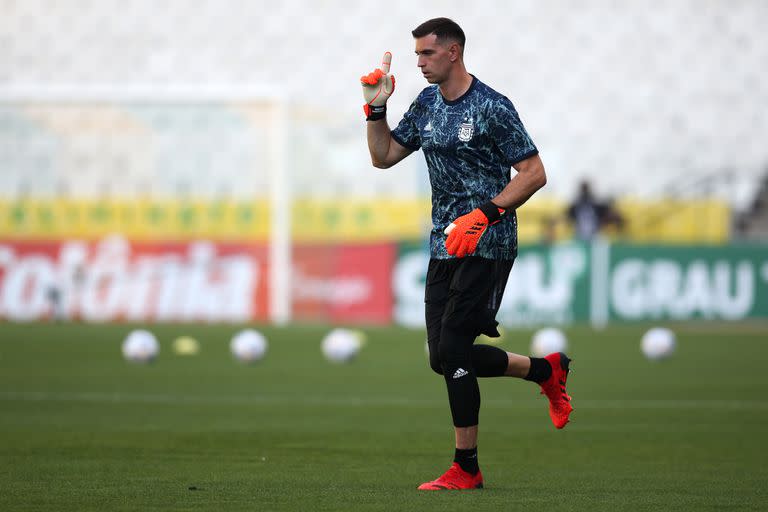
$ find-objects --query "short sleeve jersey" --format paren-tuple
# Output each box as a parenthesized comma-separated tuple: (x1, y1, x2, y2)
(391, 76, 538, 260)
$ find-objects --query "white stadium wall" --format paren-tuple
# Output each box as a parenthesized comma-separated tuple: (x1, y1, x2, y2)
(0, 0, 767, 209)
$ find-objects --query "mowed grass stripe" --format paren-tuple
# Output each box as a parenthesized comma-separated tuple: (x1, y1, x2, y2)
(2, 390, 767, 410)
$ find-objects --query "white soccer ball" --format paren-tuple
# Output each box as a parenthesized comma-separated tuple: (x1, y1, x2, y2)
(530, 327, 568, 357)
(230, 329, 268, 363)
(321, 328, 363, 363)
(641, 327, 676, 360)
(122, 329, 159, 363)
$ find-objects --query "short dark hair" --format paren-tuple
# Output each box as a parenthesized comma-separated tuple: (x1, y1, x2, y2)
(412, 17, 466, 50)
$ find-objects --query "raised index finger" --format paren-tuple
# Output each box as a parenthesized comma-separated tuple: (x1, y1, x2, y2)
(381, 52, 392, 74)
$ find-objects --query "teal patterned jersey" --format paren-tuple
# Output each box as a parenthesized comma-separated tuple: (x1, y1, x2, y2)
(391, 76, 538, 260)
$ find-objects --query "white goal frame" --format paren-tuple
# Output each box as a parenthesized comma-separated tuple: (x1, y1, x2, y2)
(0, 84, 292, 325)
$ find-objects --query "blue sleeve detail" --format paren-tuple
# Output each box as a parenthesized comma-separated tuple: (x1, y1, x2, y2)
(488, 96, 538, 166)
(391, 130, 421, 151)
(391, 97, 423, 151)
(510, 148, 539, 165)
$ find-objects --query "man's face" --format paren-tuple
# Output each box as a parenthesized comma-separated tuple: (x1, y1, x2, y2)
(414, 34, 454, 84)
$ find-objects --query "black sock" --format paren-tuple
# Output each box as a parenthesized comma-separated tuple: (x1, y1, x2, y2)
(454, 447, 479, 475)
(524, 357, 552, 383)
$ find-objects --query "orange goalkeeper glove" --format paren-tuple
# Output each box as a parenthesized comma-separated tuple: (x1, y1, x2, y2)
(360, 52, 395, 121)
(444, 201, 506, 258)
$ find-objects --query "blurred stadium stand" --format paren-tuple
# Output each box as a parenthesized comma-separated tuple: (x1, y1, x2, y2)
(1, 0, 767, 242)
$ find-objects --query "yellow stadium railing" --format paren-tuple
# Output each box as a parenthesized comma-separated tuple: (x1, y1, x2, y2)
(0, 197, 730, 244)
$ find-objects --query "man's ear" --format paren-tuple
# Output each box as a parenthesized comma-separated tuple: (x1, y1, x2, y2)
(449, 42, 460, 62)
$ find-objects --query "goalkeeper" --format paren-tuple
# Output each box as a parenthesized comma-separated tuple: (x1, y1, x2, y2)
(361, 17, 573, 491)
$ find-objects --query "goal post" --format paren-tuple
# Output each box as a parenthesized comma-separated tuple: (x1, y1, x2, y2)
(0, 84, 292, 324)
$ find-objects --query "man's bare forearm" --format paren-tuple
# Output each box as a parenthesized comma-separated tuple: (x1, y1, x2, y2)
(492, 155, 547, 210)
(367, 119, 394, 169)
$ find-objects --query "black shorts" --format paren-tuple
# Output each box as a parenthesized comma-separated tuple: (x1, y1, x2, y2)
(424, 256, 514, 338)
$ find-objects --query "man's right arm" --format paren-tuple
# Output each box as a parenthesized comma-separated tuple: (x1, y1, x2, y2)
(360, 52, 413, 169)
(367, 119, 412, 169)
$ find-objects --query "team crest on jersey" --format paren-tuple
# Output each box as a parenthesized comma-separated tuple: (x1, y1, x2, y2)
(458, 117, 474, 142)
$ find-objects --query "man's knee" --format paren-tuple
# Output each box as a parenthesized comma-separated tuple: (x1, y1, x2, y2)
(438, 335, 471, 373)
(427, 344, 443, 375)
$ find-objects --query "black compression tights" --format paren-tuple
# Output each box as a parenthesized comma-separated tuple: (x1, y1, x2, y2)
(427, 329, 508, 427)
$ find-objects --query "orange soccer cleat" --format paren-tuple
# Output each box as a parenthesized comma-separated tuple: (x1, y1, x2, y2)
(417, 462, 484, 491)
(540, 352, 573, 429)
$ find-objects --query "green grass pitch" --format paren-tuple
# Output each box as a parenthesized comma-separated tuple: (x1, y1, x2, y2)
(1, 322, 766, 511)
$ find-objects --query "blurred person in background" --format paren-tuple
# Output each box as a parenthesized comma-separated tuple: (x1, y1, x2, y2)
(45, 282, 63, 321)
(566, 180, 624, 240)
(361, 17, 573, 491)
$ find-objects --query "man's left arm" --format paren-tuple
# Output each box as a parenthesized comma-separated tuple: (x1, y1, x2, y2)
(444, 154, 546, 257)
(490, 154, 547, 210)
